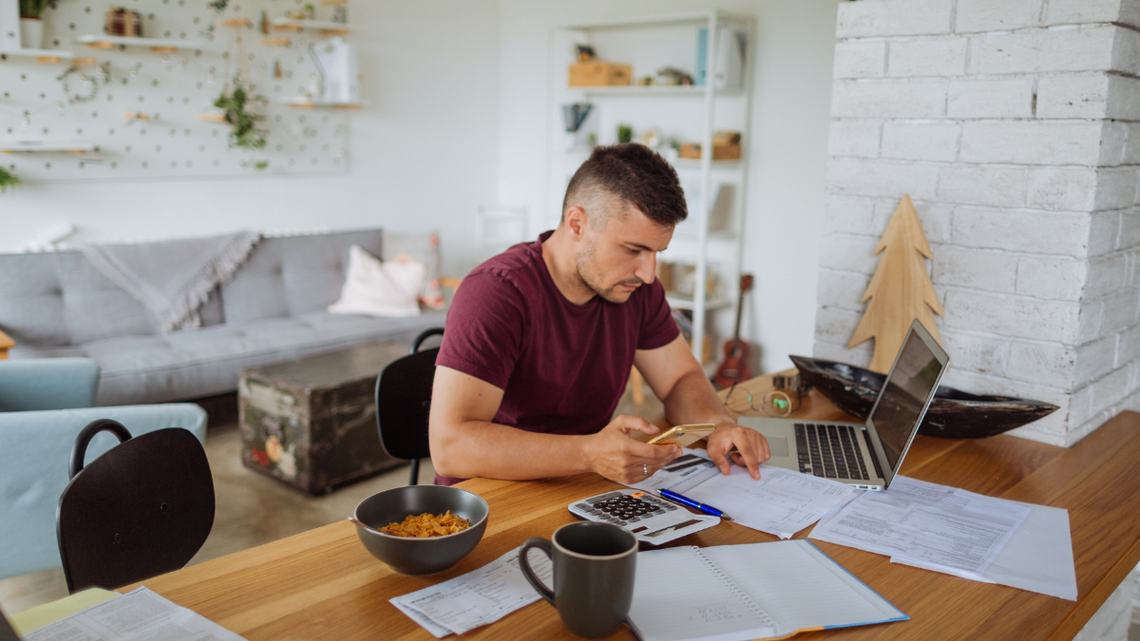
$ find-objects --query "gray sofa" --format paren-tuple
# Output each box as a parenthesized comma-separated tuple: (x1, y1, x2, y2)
(0, 229, 446, 405)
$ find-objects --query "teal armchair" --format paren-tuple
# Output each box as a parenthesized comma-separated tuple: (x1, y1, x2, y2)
(0, 358, 209, 579)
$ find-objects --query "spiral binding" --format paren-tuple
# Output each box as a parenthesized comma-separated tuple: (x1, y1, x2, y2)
(688, 546, 777, 631)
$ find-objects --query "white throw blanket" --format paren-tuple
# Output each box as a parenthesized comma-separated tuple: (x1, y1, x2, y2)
(78, 231, 261, 332)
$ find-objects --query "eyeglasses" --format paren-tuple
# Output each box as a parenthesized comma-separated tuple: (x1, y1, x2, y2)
(723, 381, 800, 417)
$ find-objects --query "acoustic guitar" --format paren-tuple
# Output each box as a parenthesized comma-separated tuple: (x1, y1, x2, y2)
(713, 274, 754, 390)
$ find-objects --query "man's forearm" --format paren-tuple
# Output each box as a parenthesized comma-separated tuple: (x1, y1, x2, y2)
(660, 369, 734, 428)
(431, 421, 593, 480)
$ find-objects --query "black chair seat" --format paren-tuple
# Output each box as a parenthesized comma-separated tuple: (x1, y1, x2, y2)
(57, 420, 214, 593)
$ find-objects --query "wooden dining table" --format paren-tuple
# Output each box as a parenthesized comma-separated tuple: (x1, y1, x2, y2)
(129, 373, 1140, 640)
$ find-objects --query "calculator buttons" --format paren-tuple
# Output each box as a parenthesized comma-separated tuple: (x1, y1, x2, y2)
(568, 489, 719, 545)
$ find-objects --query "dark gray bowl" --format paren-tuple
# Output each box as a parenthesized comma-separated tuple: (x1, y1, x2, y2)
(352, 485, 489, 575)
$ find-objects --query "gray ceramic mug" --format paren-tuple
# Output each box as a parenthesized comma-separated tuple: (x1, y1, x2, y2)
(519, 521, 638, 638)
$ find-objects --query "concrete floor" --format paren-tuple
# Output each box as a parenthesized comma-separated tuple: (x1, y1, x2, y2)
(0, 384, 665, 618)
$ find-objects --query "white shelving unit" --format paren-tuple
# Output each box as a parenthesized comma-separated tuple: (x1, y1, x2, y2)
(74, 34, 204, 51)
(549, 10, 755, 367)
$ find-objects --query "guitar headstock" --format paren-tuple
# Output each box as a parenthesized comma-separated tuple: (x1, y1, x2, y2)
(740, 274, 753, 292)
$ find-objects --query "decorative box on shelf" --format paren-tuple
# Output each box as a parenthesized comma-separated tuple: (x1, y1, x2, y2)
(568, 61, 632, 87)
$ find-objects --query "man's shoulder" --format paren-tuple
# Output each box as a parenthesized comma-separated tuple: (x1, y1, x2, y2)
(468, 240, 545, 288)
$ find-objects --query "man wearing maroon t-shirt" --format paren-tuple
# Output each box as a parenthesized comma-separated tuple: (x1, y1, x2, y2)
(430, 144, 769, 486)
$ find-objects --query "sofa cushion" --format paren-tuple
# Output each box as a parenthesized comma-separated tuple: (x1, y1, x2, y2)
(0, 251, 161, 347)
(39, 310, 446, 405)
(222, 230, 383, 324)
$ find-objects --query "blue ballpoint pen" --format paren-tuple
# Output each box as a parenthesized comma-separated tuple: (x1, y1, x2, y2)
(658, 489, 734, 521)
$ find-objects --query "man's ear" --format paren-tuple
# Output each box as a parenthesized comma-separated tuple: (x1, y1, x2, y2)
(565, 205, 588, 239)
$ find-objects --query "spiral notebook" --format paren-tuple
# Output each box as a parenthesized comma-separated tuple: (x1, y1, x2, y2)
(628, 540, 907, 641)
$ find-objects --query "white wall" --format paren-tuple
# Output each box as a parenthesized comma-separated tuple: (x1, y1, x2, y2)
(1, 1, 502, 276)
(496, 0, 841, 374)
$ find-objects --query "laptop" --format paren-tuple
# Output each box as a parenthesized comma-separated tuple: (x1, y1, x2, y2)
(738, 319, 949, 491)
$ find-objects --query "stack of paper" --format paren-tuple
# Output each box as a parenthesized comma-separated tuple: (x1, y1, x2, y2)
(629, 451, 855, 538)
(809, 476, 1076, 600)
(23, 587, 247, 641)
(391, 548, 552, 637)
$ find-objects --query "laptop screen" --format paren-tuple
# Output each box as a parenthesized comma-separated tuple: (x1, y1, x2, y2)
(867, 323, 948, 478)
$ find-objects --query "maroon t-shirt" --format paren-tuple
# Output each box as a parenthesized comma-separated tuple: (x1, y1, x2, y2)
(434, 231, 679, 484)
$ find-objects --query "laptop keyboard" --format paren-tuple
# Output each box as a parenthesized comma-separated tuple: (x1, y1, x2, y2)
(794, 423, 870, 481)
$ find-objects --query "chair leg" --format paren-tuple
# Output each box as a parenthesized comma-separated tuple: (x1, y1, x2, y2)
(409, 458, 420, 486)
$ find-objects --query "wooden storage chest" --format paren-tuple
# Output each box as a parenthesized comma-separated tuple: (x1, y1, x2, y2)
(238, 339, 414, 494)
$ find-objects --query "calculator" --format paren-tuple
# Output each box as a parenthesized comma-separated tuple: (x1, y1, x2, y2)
(567, 489, 720, 545)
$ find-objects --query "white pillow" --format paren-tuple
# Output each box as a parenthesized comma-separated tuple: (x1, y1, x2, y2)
(328, 245, 426, 317)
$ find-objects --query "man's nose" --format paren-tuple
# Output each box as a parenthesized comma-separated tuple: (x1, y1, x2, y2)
(635, 253, 656, 285)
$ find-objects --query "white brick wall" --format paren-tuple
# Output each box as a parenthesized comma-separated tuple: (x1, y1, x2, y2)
(817, 0, 1140, 451)
(831, 79, 948, 119)
(833, 40, 887, 79)
(1072, 563, 1136, 641)
(881, 121, 960, 162)
(969, 26, 1119, 75)
(946, 77, 1035, 119)
(836, 0, 954, 38)
(888, 38, 967, 76)
(954, 0, 1043, 34)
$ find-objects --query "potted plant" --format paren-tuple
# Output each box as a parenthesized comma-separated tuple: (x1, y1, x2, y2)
(214, 77, 269, 169)
(18, 0, 56, 49)
(0, 167, 21, 193)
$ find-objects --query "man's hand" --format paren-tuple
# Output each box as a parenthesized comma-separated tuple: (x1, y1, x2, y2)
(706, 421, 771, 479)
(583, 414, 683, 484)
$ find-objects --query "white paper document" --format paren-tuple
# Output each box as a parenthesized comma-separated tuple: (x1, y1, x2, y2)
(23, 587, 247, 641)
(809, 476, 1075, 599)
(810, 476, 1030, 575)
(390, 547, 553, 637)
(628, 451, 855, 539)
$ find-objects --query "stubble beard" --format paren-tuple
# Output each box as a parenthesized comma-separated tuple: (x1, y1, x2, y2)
(574, 242, 641, 304)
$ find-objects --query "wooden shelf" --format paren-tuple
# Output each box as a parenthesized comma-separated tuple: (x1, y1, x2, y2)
(74, 35, 204, 52)
(667, 296, 732, 312)
(1, 47, 74, 62)
(0, 141, 98, 153)
(570, 85, 745, 97)
(270, 19, 349, 34)
(198, 112, 226, 122)
(284, 98, 361, 109)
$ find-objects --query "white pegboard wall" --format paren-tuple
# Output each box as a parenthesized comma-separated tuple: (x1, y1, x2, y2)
(0, 0, 351, 181)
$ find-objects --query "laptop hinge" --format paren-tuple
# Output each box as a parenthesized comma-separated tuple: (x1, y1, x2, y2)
(862, 427, 884, 480)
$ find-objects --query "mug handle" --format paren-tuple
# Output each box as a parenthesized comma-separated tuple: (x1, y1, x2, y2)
(518, 537, 555, 605)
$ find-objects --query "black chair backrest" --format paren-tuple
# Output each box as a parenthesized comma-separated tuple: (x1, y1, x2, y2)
(376, 328, 443, 485)
(57, 419, 215, 593)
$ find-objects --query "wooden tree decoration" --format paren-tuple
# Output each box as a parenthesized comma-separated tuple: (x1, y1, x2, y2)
(847, 194, 944, 373)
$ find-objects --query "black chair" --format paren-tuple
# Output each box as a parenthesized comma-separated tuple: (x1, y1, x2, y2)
(56, 419, 215, 593)
(376, 327, 443, 486)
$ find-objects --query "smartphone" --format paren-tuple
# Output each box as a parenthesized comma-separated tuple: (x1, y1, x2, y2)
(647, 423, 716, 448)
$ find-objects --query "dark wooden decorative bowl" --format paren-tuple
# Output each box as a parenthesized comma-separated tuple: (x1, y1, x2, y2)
(788, 355, 1059, 439)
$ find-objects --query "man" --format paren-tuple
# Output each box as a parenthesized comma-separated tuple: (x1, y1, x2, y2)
(429, 143, 769, 485)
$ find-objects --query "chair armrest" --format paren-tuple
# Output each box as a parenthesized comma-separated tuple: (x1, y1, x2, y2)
(0, 328, 12, 360)
(0, 403, 208, 579)
(0, 358, 101, 412)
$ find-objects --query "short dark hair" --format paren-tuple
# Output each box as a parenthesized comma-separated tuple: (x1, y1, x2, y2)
(562, 143, 688, 228)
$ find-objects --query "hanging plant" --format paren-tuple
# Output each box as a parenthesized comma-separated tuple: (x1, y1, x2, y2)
(206, 0, 228, 13)
(214, 79, 268, 152)
(0, 167, 21, 193)
(19, 0, 57, 19)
